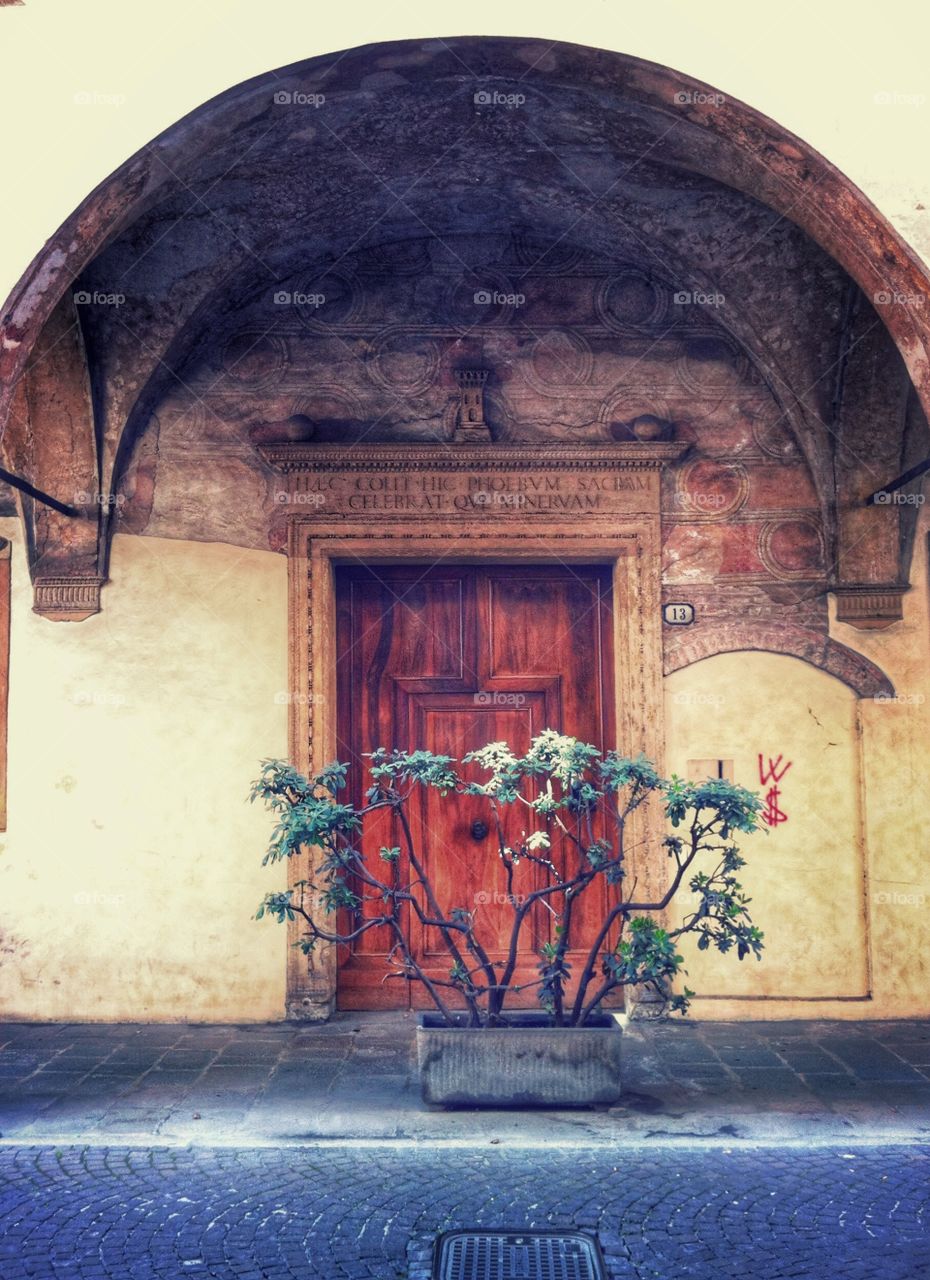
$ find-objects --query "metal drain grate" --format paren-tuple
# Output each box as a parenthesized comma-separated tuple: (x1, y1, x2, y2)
(433, 1231, 607, 1280)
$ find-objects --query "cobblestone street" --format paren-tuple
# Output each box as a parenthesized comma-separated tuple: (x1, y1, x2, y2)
(0, 1144, 927, 1279)
(3, 1018, 930, 1276)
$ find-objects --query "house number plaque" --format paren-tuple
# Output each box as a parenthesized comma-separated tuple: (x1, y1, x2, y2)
(662, 602, 695, 625)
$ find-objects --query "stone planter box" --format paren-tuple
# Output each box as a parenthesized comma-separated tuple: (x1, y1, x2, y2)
(416, 1013, 623, 1107)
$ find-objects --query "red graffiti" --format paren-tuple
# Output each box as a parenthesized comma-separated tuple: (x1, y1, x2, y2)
(758, 753, 792, 826)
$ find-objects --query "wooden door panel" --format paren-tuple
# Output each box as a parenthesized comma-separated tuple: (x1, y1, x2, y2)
(339, 567, 475, 691)
(483, 570, 606, 680)
(407, 694, 553, 1000)
(335, 563, 615, 1011)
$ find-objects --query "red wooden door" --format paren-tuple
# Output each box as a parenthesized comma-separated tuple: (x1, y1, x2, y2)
(334, 564, 615, 1010)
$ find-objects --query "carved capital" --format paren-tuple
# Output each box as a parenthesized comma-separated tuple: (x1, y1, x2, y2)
(832, 583, 908, 630)
(33, 575, 105, 622)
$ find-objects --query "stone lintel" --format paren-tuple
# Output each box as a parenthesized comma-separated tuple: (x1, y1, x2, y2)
(257, 443, 689, 524)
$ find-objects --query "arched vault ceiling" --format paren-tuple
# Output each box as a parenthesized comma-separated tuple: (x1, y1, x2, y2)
(0, 36, 927, 635)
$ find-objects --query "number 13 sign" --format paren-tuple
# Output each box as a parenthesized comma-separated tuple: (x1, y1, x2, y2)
(662, 603, 695, 625)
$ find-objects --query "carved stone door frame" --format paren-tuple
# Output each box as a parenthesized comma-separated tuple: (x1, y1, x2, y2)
(263, 443, 685, 1019)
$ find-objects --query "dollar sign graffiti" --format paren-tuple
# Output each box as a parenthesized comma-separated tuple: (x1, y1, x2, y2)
(758, 754, 792, 827)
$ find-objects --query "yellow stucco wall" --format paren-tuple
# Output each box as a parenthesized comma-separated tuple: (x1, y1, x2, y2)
(665, 507, 930, 1020)
(0, 511, 926, 1022)
(665, 654, 870, 1015)
(833, 511, 930, 1018)
(0, 526, 288, 1021)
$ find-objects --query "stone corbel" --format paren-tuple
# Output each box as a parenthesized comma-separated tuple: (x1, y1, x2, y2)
(5, 291, 106, 620)
(832, 583, 909, 630)
(829, 305, 913, 633)
(32, 575, 107, 623)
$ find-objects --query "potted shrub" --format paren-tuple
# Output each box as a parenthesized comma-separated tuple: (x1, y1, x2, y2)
(252, 730, 764, 1107)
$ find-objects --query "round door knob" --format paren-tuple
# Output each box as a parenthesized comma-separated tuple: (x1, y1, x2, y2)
(470, 819, 489, 841)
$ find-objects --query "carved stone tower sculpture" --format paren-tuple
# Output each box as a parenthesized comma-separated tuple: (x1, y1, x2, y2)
(452, 368, 492, 443)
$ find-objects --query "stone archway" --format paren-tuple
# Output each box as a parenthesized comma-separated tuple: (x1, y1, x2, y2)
(0, 36, 923, 1021)
(663, 624, 894, 699)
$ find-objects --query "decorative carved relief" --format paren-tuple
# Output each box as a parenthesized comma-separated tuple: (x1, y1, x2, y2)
(452, 369, 492, 443)
(757, 517, 826, 581)
(367, 331, 442, 396)
(82, 230, 914, 670)
(221, 332, 288, 390)
(595, 270, 668, 332)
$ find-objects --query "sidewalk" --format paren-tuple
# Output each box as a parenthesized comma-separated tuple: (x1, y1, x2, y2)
(2, 1014, 929, 1147)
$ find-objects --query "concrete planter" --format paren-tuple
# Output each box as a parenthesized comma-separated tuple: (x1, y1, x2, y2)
(416, 1013, 623, 1108)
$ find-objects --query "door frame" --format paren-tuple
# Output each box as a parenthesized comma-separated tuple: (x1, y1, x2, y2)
(282, 517, 669, 1019)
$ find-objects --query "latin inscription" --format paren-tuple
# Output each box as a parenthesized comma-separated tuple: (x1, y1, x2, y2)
(292, 469, 658, 516)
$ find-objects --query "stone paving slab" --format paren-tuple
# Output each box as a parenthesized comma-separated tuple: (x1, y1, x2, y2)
(1, 1014, 930, 1146)
(0, 1144, 927, 1279)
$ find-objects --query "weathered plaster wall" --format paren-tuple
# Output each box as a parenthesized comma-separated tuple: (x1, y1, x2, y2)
(665, 504, 930, 1019)
(833, 506, 930, 1019)
(665, 654, 869, 1013)
(0, 509, 924, 1022)
(0, 526, 288, 1021)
